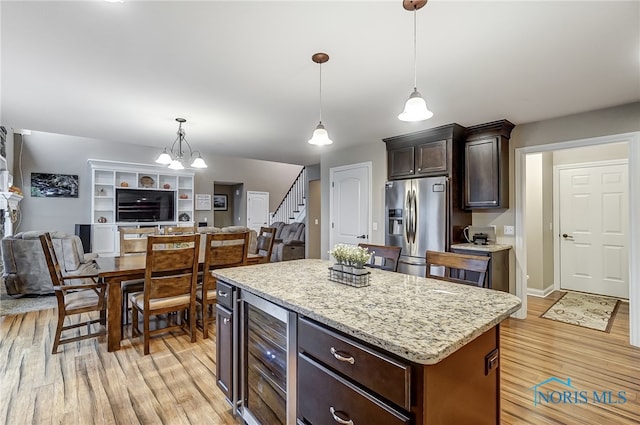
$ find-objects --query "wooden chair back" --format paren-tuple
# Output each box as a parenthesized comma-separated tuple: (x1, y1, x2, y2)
(203, 231, 250, 271)
(197, 231, 250, 338)
(357, 243, 402, 272)
(256, 226, 276, 262)
(119, 227, 159, 256)
(144, 234, 201, 301)
(163, 225, 196, 235)
(40, 232, 106, 354)
(425, 250, 490, 288)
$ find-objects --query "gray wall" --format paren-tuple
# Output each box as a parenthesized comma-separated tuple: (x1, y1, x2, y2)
(13, 131, 302, 235)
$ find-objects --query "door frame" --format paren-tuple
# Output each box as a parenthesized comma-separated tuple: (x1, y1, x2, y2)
(515, 131, 639, 347)
(553, 159, 629, 294)
(329, 161, 372, 250)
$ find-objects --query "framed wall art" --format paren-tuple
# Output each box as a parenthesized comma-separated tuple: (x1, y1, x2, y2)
(31, 173, 79, 198)
(195, 193, 212, 211)
(213, 194, 228, 211)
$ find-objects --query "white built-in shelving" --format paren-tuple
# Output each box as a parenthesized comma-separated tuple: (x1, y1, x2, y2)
(88, 159, 195, 255)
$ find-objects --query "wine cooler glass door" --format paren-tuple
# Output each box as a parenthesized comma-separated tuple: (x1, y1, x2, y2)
(240, 291, 297, 425)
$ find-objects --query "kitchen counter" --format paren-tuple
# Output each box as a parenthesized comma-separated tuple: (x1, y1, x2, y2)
(213, 259, 520, 365)
(450, 242, 512, 252)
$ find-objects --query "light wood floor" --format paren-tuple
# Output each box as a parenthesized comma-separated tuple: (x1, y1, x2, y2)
(1, 292, 638, 425)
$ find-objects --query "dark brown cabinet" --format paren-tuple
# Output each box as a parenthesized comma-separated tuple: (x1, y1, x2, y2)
(450, 246, 510, 292)
(388, 146, 415, 178)
(215, 280, 235, 402)
(216, 305, 233, 400)
(463, 120, 514, 209)
(384, 124, 466, 180)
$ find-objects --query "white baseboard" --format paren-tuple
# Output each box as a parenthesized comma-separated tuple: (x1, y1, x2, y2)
(527, 286, 555, 298)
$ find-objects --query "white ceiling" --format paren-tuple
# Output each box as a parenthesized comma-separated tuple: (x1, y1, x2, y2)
(2, 1, 639, 166)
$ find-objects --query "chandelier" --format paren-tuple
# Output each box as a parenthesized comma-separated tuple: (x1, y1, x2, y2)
(155, 118, 207, 170)
(398, 0, 433, 122)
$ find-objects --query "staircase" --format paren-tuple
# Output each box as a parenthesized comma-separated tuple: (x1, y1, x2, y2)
(271, 167, 306, 224)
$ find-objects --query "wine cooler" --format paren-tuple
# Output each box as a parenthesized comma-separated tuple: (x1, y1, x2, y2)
(237, 291, 297, 425)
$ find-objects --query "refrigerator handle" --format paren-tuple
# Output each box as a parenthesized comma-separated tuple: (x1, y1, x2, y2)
(412, 189, 418, 244)
(405, 189, 412, 243)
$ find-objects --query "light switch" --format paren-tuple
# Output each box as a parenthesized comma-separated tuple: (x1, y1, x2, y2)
(314, 219, 318, 225)
(372, 222, 378, 231)
(504, 225, 515, 236)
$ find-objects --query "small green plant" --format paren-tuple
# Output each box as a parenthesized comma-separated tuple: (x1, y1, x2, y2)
(350, 245, 372, 269)
(328, 244, 349, 264)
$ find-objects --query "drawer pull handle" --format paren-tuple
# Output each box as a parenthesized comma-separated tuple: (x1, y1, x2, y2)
(330, 347, 355, 365)
(223, 318, 230, 324)
(217, 290, 228, 298)
(329, 407, 354, 425)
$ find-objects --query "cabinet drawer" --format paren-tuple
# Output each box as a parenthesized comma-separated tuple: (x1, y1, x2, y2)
(298, 354, 410, 425)
(216, 280, 234, 310)
(298, 317, 410, 410)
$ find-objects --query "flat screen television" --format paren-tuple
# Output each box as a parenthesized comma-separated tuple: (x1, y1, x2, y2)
(116, 188, 175, 222)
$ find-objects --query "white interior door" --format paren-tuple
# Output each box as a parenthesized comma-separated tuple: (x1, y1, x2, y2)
(559, 163, 628, 298)
(247, 191, 269, 232)
(329, 162, 371, 248)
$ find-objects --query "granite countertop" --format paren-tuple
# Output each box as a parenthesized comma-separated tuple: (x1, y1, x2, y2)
(450, 243, 513, 252)
(213, 259, 521, 365)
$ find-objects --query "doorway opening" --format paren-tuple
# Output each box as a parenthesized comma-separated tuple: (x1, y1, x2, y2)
(212, 182, 243, 227)
(515, 132, 639, 347)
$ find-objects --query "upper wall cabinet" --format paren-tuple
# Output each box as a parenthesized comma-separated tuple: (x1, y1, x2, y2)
(463, 120, 514, 209)
(384, 124, 467, 180)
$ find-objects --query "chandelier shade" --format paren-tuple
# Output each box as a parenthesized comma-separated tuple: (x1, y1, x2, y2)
(155, 118, 207, 169)
(399, 0, 433, 122)
(308, 52, 333, 146)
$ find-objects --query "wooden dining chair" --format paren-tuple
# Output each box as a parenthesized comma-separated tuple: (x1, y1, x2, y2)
(130, 233, 201, 355)
(425, 250, 491, 288)
(163, 225, 196, 235)
(357, 243, 402, 272)
(40, 232, 107, 354)
(198, 231, 250, 338)
(247, 226, 276, 265)
(119, 226, 159, 326)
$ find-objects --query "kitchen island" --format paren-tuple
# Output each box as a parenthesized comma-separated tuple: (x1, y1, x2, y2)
(213, 259, 521, 425)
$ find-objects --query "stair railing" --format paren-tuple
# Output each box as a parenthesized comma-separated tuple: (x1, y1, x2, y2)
(271, 167, 307, 224)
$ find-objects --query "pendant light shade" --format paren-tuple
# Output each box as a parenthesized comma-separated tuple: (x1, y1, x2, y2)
(398, 88, 433, 122)
(308, 52, 333, 146)
(399, 0, 433, 122)
(308, 122, 333, 146)
(155, 118, 208, 169)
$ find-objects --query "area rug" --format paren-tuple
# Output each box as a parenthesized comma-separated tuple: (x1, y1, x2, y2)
(0, 280, 56, 316)
(540, 291, 621, 332)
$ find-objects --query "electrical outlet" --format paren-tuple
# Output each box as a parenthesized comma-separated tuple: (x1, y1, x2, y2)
(504, 225, 515, 236)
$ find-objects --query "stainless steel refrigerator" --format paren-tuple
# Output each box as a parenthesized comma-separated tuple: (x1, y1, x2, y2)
(385, 177, 448, 277)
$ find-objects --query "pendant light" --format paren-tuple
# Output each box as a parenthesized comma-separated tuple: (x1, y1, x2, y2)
(398, 0, 433, 122)
(308, 52, 333, 146)
(155, 118, 207, 170)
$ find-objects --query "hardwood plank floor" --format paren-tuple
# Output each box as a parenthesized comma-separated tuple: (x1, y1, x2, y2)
(1, 292, 638, 424)
(501, 292, 640, 425)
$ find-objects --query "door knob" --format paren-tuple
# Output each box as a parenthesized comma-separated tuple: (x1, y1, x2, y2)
(356, 234, 367, 239)
(562, 233, 574, 240)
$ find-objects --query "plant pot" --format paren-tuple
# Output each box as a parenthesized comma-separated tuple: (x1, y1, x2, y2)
(352, 267, 368, 275)
(343, 265, 353, 275)
(333, 263, 343, 272)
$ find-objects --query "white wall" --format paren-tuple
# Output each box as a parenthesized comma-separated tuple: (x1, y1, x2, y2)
(14, 131, 302, 235)
(525, 154, 544, 291)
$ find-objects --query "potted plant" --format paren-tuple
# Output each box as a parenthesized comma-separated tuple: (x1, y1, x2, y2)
(329, 244, 348, 272)
(351, 246, 372, 276)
